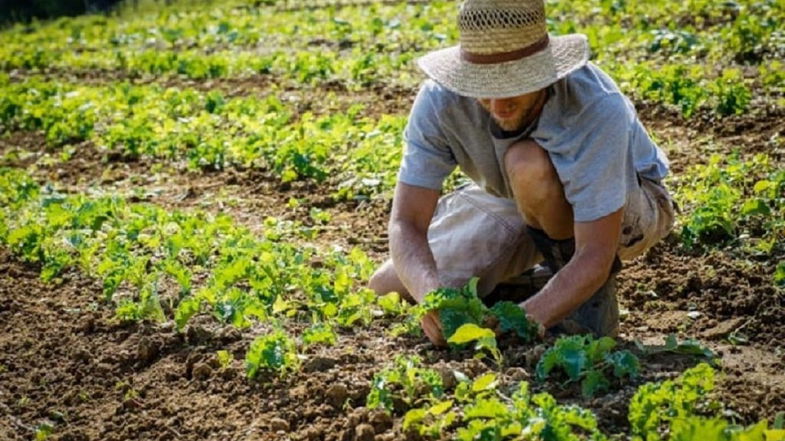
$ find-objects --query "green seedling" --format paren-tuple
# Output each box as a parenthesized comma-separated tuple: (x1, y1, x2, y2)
(536, 335, 639, 398)
(245, 329, 299, 379)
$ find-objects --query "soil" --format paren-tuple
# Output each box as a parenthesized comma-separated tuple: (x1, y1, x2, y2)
(1, 73, 784, 440)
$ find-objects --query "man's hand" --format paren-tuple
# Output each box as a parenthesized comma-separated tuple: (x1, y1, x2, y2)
(420, 310, 447, 347)
(521, 208, 623, 329)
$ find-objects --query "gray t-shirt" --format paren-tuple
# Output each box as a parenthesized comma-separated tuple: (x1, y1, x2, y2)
(398, 62, 669, 222)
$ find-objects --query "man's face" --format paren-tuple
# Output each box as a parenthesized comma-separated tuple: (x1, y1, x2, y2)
(478, 90, 545, 131)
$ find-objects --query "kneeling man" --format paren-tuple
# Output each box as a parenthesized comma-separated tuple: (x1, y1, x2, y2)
(369, 0, 675, 346)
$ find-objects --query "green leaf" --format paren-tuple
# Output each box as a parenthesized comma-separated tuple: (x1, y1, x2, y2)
(302, 322, 336, 346)
(471, 373, 497, 392)
(464, 397, 509, 419)
(448, 323, 495, 345)
(741, 199, 770, 216)
(377, 292, 403, 314)
(536, 347, 561, 381)
(216, 350, 233, 369)
(606, 350, 640, 379)
(429, 400, 454, 415)
(175, 296, 201, 331)
(245, 330, 298, 379)
(581, 370, 610, 398)
(402, 408, 427, 431)
(489, 301, 537, 341)
(775, 262, 785, 287)
(561, 348, 588, 381)
(637, 334, 715, 361)
(586, 336, 616, 362)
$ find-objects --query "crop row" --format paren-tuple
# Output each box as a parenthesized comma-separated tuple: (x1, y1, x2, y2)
(1, 167, 782, 440)
(3, 0, 782, 67)
(0, 1, 782, 116)
(674, 152, 785, 259)
(0, 76, 406, 200)
(372, 358, 784, 441)
(0, 165, 396, 333)
(2, 76, 783, 268)
(0, 165, 635, 389)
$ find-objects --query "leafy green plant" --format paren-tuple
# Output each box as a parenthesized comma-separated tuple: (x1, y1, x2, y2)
(404, 370, 610, 440)
(629, 363, 785, 441)
(216, 350, 234, 369)
(536, 335, 640, 398)
(776, 262, 785, 288)
(366, 355, 444, 413)
(417, 278, 539, 347)
(301, 321, 337, 346)
(245, 329, 299, 379)
(676, 154, 785, 253)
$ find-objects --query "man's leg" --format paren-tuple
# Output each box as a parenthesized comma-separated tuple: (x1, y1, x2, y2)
(503, 139, 573, 238)
(504, 139, 620, 337)
(368, 259, 416, 304)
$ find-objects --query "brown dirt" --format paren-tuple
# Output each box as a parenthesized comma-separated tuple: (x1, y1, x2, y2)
(1, 74, 784, 440)
(1, 246, 782, 441)
(620, 240, 785, 348)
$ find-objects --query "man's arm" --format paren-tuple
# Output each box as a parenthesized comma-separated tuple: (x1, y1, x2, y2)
(522, 208, 623, 329)
(388, 181, 447, 346)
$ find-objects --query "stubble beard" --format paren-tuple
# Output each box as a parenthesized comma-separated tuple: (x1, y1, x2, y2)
(484, 90, 547, 132)
(494, 111, 533, 132)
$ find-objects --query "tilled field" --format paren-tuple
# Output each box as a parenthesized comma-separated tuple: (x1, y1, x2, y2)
(1, 1, 784, 440)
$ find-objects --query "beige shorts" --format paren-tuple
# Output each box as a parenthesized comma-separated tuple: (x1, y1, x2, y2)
(427, 178, 675, 297)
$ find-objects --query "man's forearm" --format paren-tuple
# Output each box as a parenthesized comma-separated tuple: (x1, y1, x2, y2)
(388, 220, 440, 303)
(522, 249, 613, 328)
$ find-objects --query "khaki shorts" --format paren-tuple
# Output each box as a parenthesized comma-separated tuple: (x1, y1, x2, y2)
(427, 178, 675, 297)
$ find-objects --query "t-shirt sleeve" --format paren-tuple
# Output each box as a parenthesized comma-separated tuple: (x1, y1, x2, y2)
(397, 83, 457, 190)
(543, 95, 633, 222)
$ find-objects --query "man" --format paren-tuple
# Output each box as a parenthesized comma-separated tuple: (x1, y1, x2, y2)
(368, 0, 674, 346)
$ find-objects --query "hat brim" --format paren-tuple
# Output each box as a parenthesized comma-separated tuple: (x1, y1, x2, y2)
(416, 34, 590, 99)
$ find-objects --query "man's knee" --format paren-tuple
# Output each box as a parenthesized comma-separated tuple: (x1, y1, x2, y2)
(503, 139, 560, 198)
(368, 260, 412, 302)
(368, 267, 392, 294)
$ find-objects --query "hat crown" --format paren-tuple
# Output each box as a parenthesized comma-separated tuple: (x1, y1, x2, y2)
(459, 0, 547, 55)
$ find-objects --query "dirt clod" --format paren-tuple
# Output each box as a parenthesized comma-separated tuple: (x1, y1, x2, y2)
(303, 356, 338, 372)
(505, 366, 529, 382)
(369, 410, 393, 434)
(354, 423, 375, 441)
(136, 337, 159, 363)
(326, 383, 349, 408)
(192, 363, 213, 380)
(270, 417, 290, 432)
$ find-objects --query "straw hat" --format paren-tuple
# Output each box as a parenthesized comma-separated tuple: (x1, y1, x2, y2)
(417, 0, 590, 98)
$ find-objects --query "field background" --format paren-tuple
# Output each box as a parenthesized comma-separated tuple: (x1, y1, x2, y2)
(0, 0, 783, 440)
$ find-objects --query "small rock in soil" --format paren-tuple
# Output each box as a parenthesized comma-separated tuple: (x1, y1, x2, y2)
(270, 417, 290, 432)
(136, 337, 159, 363)
(435, 365, 457, 390)
(348, 406, 370, 426)
(369, 410, 393, 434)
(326, 383, 349, 408)
(303, 356, 338, 373)
(523, 344, 548, 367)
(303, 426, 322, 441)
(73, 347, 92, 363)
(505, 366, 529, 382)
(217, 326, 242, 343)
(192, 363, 213, 380)
(354, 424, 375, 441)
(186, 325, 213, 344)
